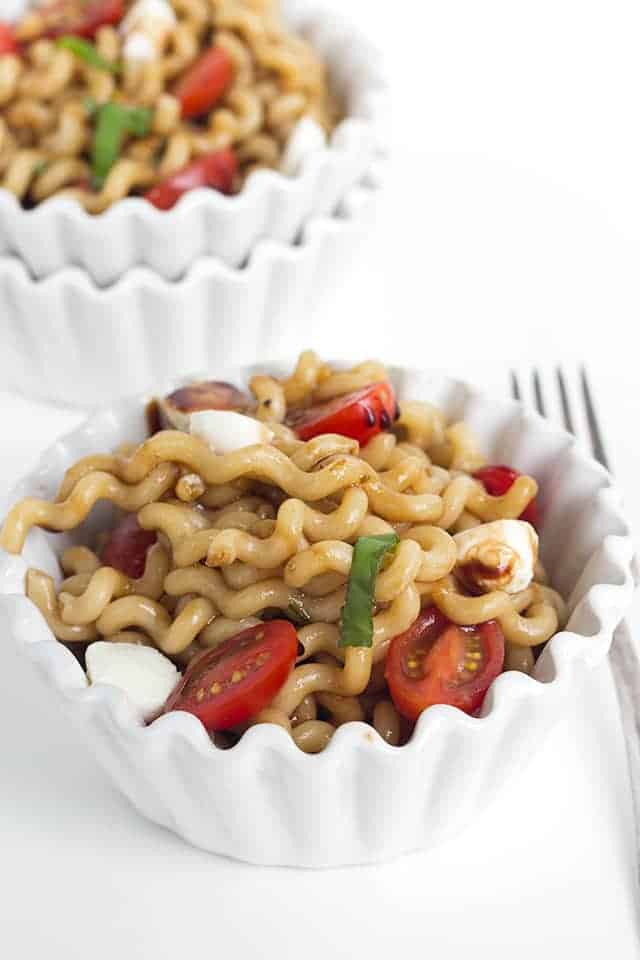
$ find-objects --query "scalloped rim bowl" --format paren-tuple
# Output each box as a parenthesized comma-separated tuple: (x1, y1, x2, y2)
(0, 364, 635, 867)
(0, 160, 384, 409)
(0, 0, 388, 286)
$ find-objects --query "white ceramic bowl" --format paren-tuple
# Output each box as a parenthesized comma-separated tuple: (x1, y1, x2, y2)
(0, 0, 387, 286)
(0, 159, 383, 409)
(0, 364, 634, 867)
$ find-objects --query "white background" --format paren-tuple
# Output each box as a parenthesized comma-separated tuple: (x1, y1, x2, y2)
(2, 0, 640, 957)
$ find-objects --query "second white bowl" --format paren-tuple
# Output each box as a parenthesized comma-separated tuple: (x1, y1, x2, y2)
(0, 0, 387, 286)
(0, 162, 383, 409)
(0, 365, 635, 866)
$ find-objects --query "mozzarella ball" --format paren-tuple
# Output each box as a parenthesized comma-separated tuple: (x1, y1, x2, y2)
(189, 409, 273, 453)
(280, 116, 327, 176)
(453, 519, 538, 595)
(86, 641, 181, 721)
(120, 0, 176, 61)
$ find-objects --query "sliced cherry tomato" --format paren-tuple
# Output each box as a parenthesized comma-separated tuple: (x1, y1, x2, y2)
(174, 46, 234, 120)
(286, 381, 398, 446)
(0, 23, 19, 55)
(385, 605, 505, 722)
(101, 514, 156, 579)
(164, 621, 297, 731)
(473, 464, 539, 526)
(164, 379, 250, 416)
(157, 378, 251, 430)
(41, 0, 124, 39)
(144, 149, 237, 210)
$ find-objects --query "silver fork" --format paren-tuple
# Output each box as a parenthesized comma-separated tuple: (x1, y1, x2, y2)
(511, 365, 640, 881)
(510, 366, 610, 470)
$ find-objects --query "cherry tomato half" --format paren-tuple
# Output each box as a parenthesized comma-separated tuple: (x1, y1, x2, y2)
(174, 45, 234, 120)
(144, 149, 237, 210)
(164, 379, 250, 415)
(101, 514, 156, 579)
(42, 0, 124, 39)
(473, 464, 539, 526)
(286, 381, 398, 446)
(164, 621, 298, 731)
(0, 23, 19, 54)
(385, 605, 505, 722)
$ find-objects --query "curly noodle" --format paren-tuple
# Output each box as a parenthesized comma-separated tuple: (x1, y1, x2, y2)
(1, 0, 339, 210)
(2, 352, 566, 754)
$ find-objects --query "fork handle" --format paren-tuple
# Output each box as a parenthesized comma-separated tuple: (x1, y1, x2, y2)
(610, 621, 640, 890)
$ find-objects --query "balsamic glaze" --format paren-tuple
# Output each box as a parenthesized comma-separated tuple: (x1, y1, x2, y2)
(362, 404, 377, 427)
(145, 399, 162, 436)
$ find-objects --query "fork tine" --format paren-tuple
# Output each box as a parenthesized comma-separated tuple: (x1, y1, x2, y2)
(556, 367, 575, 435)
(580, 367, 610, 470)
(510, 370, 521, 401)
(532, 369, 546, 416)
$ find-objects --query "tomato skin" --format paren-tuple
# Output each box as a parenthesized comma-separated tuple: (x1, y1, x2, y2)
(144, 149, 237, 210)
(287, 381, 398, 446)
(101, 514, 157, 579)
(473, 464, 539, 526)
(0, 23, 19, 54)
(385, 606, 505, 722)
(164, 621, 298, 731)
(43, 0, 124, 39)
(164, 379, 250, 415)
(175, 46, 234, 119)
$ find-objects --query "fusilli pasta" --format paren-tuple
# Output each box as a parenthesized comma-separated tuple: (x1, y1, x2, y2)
(0, 0, 339, 210)
(1, 352, 567, 753)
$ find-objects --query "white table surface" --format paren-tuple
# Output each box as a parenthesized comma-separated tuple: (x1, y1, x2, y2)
(2, 0, 640, 955)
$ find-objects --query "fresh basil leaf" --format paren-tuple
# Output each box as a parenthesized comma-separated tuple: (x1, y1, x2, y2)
(91, 102, 153, 187)
(123, 105, 153, 137)
(57, 35, 121, 74)
(339, 534, 399, 648)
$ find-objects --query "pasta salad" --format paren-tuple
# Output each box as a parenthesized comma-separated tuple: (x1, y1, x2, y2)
(0, 0, 337, 211)
(1, 353, 566, 753)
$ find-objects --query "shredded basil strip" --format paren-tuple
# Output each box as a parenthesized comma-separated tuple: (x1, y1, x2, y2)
(91, 103, 153, 187)
(83, 96, 98, 117)
(57, 36, 121, 74)
(339, 534, 399, 648)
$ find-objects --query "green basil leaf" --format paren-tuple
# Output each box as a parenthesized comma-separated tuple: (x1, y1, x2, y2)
(123, 105, 154, 137)
(339, 534, 399, 648)
(83, 96, 98, 117)
(91, 103, 153, 187)
(57, 36, 121, 74)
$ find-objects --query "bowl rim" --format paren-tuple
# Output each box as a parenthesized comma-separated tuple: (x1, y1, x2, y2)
(0, 363, 635, 764)
(0, 158, 384, 294)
